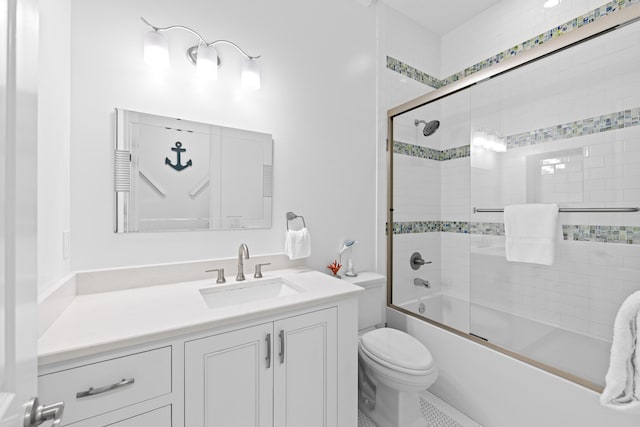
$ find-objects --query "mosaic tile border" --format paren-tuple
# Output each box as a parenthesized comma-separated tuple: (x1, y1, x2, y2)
(392, 220, 640, 244)
(564, 224, 640, 244)
(394, 141, 470, 161)
(386, 56, 442, 89)
(506, 107, 640, 149)
(469, 222, 504, 236)
(392, 221, 442, 234)
(387, 0, 640, 88)
(392, 221, 470, 234)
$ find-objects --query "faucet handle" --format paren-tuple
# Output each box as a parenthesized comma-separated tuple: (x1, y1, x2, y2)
(254, 263, 271, 279)
(205, 268, 226, 284)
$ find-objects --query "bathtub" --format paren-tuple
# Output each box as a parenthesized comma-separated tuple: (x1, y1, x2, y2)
(399, 294, 471, 333)
(399, 293, 611, 387)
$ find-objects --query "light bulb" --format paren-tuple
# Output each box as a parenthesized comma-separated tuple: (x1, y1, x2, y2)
(196, 44, 218, 80)
(144, 30, 170, 68)
(241, 58, 261, 90)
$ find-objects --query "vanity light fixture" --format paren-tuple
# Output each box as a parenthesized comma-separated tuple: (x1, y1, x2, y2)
(141, 17, 261, 89)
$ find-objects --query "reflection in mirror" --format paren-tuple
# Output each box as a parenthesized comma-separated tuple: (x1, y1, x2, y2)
(390, 17, 640, 390)
(114, 109, 273, 232)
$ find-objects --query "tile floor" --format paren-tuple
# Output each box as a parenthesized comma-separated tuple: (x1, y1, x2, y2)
(358, 392, 482, 427)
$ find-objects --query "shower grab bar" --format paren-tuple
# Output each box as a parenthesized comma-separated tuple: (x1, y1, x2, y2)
(473, 207, 639, 213)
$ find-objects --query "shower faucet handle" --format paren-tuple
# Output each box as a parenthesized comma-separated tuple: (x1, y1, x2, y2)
(410, 252, 431, 270)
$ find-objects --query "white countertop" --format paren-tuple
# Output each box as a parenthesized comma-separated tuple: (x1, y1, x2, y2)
(38, 269, 362, 366)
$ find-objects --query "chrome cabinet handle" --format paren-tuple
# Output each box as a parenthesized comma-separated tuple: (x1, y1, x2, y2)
(23, 398, 64, 427)
(279, 329, 285, 364)
(76, 378, 135, 399)
(266, 333, 272, 368)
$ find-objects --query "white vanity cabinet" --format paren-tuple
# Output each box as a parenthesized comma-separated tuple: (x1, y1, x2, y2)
(38, 346, 173, 426)
(184, 307, 337, 427)
(184, 322, 274, 426)
(38, 270, 360, 426)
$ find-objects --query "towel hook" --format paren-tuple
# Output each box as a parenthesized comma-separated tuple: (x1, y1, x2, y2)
(286, 211, 306, 230)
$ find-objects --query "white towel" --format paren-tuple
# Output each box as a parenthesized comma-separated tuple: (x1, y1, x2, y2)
(601, 291, 640, 413)
(284, 228, 311, 260)
(504, 203, 559, 265)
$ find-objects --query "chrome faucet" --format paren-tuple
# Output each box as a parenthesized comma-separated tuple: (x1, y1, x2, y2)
(236, 243, 250, 281)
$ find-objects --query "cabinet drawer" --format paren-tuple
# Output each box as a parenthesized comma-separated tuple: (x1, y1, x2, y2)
(108, 405, 171, 427)
(39, 346, 171, 425)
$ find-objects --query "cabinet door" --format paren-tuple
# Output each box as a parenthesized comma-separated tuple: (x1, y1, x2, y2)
(185, 323, 273, 427)
(274, 308, 337, 427)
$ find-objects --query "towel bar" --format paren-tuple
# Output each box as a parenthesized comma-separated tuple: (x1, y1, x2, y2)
(473, 207, 639, 213)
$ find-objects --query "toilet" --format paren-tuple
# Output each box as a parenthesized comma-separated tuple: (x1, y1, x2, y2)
(344, 273, 438, 427)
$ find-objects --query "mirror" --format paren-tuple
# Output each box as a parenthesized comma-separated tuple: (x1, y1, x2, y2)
(114, 109, 273, 232)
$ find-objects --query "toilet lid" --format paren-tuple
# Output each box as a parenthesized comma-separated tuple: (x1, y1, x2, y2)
(360, 328, 433, 371)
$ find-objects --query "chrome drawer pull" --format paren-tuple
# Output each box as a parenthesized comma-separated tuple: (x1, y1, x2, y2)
(279, 329, 285, 364)
(76, 378, 135, 399)
(266, 333, 272, 368)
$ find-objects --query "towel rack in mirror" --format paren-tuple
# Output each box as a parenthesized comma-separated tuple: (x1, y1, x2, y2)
(286, 211, 306, 230)
(473, 207, 639, 213)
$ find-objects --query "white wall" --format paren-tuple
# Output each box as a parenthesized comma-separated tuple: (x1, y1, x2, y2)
(68, 0, 377, 273)
(441, 0, 596, 77)
(38, 0, 71, 294)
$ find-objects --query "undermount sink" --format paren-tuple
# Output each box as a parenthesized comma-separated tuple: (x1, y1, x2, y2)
(199, 278, 303, 309)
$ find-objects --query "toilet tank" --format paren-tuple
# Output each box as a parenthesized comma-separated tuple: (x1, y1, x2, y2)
(342, 272, 386, 332)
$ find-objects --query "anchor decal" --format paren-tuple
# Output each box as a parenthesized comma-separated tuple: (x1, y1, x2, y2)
(165, 141, 192, 171)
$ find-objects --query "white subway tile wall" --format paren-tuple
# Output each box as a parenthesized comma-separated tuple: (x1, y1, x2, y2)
(392, 232, 442, 304)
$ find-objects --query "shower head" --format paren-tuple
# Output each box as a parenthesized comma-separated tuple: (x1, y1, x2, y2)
(414, 119, 440, 137)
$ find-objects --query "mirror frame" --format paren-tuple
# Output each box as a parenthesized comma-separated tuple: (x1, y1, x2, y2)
(114, 109, 273, 233)
(386, 4, 640, 392)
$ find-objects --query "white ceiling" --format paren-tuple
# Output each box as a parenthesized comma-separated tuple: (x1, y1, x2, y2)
(380, 0, 503, 36)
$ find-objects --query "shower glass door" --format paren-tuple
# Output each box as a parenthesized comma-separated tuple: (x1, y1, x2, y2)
(468, 18, 640, 388)
(391, 91, 471, 332)
(388, 11, 640, 391)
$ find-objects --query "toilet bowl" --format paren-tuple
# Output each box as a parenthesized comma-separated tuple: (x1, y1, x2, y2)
(358, 327, 437, 427)
(341, 273, 438, 427)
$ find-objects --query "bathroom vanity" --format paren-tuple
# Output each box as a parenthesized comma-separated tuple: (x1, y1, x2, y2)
(37, 266, 360, 426)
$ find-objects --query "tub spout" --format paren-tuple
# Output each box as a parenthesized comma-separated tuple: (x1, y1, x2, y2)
(413, 278, 430, 288)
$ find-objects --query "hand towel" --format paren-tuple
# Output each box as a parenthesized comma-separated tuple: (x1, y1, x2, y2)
(284, 227, 311, 260)
(601, 291, 640, 413)
(504, 203, 559, 265)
